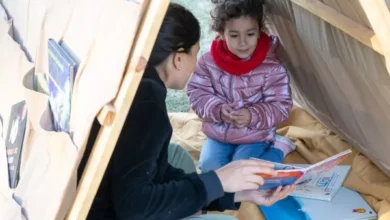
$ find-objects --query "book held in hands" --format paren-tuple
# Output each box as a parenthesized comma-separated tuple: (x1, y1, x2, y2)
(252, 149, 352, 191)
(288, 164, 351, 201)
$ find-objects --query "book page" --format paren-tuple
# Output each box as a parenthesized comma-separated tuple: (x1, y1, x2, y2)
(297, 149, 352, 184)
(290, 165, 351, 201)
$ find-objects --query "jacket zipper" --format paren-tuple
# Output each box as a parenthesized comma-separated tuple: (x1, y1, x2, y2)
(224, 75, 234, 142)
(224, 124, 230, 142)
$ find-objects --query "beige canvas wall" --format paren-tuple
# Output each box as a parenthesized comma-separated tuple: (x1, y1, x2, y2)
(0, 0, 148, 219)
(266, 0, 390, 177)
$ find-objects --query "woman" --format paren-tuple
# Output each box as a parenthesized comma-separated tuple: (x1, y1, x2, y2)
(78, 3, 295, 220)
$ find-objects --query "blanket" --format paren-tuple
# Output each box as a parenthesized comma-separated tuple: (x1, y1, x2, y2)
(168, 107, 390, 220)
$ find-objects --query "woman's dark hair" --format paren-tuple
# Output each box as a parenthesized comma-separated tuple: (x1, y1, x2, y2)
(211, 0, 265, 33)
(149, 3, 201, 66)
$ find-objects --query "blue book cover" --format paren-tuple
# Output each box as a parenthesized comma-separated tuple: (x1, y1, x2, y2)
(5, 100, 28, 188)
(260, 187, 377, 220)
(47, 39, 76, 133)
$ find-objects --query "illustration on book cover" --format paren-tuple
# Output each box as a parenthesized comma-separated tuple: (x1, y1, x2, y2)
(5, 100, 28, 188)
(47, 39, 77, 133)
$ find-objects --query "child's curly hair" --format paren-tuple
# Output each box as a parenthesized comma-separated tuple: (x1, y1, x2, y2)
(211, 0, 265, 33)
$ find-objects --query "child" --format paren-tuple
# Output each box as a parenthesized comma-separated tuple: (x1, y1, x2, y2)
(187, 0, 295, 173)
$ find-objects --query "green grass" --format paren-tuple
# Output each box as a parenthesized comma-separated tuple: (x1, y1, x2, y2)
(166, 0, 213, 112)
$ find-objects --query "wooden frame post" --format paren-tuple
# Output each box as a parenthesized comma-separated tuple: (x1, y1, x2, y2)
(358, 0, 390, 72)
(66, 0, 170, 219)
(291, 0, 384, 55)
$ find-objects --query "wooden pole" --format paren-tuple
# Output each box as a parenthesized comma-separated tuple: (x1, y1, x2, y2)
(65, 0, 169, 219)
(291, 0, 384, 56)
(358, 0, 390, 72)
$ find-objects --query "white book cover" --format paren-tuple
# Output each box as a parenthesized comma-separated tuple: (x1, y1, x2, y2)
(290, 165, 351, 201)
(297, 187, 377, 220)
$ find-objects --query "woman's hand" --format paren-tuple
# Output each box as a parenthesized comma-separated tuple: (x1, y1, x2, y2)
(234, 185, 296, 206)
(215, 160, 277, 192)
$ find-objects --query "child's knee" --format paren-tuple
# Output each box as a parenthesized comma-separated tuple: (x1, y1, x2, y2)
(199, 157, 225, 172)
(232, 142, 269, 161)
(199, 138, 233, 172)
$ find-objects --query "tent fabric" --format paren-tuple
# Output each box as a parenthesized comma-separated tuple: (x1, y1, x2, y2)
(264, 0, 390, 178)
(0, 0, 147, 219)
(1, 0, 390, 219)
(169, 107, 390, 220)
(0, 15, 32, 219)
(0, 2, 7, 21)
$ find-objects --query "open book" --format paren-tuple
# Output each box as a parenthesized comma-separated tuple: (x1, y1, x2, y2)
(289, 165, 351, 201)
(252, 149, 352, 191)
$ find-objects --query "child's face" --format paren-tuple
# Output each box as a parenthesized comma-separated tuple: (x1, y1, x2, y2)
(221, 15, 260, 59)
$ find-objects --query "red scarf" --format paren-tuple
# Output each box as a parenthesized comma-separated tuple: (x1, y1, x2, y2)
(210, 33, 270, 75)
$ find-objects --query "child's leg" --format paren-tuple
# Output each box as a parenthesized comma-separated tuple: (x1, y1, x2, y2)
(231, 142, 269, 161)
(272, 135, 296, 158)
(259, 135, 296, 163)
(231, 139, 293, 164)
(199, 137, 235, 172)
(257, 147, 284, 163)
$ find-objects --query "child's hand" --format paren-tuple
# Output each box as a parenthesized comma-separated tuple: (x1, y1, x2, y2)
(231, 108, 251, 128)
(221, 103, 234, 124)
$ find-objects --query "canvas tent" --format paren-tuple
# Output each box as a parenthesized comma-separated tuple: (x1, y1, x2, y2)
(169, 0, 390, 219)
(0, 0, 170, 219)
(0, 0, 389, 219)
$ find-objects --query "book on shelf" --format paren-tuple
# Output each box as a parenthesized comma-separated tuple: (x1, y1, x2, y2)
(5, 100, 28, 189)
(260, 187, 377, 220)
(47, 39, 77, 133)
(35, 73, 49, 95)
(252, 149, 352, 191)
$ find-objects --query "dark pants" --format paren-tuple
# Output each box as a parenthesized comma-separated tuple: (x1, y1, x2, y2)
(168, 143, 237, 220)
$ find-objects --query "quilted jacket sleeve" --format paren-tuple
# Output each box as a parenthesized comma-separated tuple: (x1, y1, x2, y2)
(187, 55, 226, 123)
(248, 64, 293, 130)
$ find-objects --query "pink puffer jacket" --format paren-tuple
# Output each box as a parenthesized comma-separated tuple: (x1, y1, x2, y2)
(187, 36, 292, 144)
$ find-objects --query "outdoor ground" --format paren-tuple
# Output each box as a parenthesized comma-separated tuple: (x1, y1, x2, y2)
(166, 0, 213, 112)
